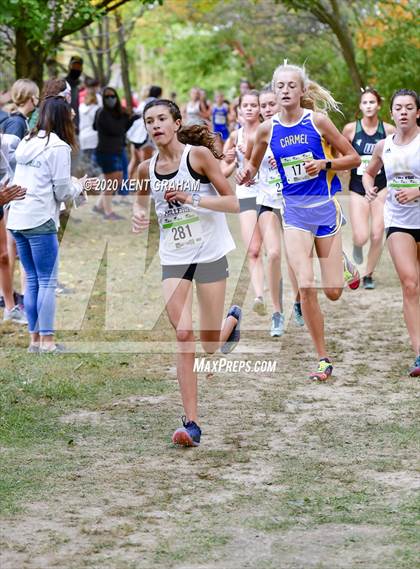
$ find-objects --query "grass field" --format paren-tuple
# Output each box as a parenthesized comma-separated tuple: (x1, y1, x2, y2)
(1, 195, 419, 569)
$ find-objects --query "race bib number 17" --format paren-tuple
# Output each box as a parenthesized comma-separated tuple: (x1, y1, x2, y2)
(281, 152, 317, 184)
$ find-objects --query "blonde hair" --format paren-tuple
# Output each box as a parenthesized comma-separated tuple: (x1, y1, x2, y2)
(271, 63, 341, 114)
(11, 79, 39, 107)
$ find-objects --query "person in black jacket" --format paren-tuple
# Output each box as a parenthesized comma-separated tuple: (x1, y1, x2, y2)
(64, 55, 83, 132)
(93, 87, 138, 220)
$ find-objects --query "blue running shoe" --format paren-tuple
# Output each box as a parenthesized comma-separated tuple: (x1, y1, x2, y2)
(293, 302, 304, 327)
(363, 275, 376, 290)
(172, 416, 202, 447)
(270, 312, 284, 337)
(409, 355, 420, 378)
(221, 305, 242, 354)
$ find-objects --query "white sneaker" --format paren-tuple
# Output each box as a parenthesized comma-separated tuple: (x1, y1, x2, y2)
(252, 296, 267, 316)
(3, 305, 28, 324)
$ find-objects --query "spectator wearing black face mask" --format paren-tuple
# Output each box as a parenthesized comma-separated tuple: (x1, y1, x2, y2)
(92, 87, 139, 221)
(65, 55, 83, 131)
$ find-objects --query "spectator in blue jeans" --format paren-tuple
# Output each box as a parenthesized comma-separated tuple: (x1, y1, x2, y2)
(7, 96, 87, 353)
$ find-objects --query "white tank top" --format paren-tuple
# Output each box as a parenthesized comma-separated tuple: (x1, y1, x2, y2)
(235, 127, 258, 200)
(257, 118, 284, 209)
(186, 101, 203, 125)
(149, 145, 236, 265)
(382, 132, 420, 229)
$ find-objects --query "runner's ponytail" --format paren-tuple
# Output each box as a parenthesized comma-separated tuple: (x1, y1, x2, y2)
(143, 98, 223, 159)
(177, 124, 223, 159)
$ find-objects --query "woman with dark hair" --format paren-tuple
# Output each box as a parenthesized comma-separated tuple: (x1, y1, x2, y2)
(132, 99, 240, 447)
(221, 90, 267, 316)
(93, 86, 138, 220)
(363, 89, 420, 377)
(6, 96, 88, 353)
(343, 88, 395, 289)
(28, 79, 72, 130)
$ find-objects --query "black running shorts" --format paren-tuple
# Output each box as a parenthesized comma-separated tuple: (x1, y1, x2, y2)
(239, 197, 258, 213)
(162, 255, 229, 283)
(386, 226, 420, 242)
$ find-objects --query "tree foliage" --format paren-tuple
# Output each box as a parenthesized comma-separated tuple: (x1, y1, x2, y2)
(124, 0, 418, 125)
(357, 1, 420, 95)
(0, 0, 155, 83)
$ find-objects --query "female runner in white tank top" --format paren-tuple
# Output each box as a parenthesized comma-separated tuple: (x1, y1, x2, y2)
(132, 99, 241, 447)
(363, 89, 420, 377)
(245, 87, 304, 335)
(184, 87, 206, 126)
(221, 90, 267, 315)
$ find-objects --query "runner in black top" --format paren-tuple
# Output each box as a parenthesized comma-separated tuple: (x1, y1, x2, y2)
(342, 88, 394, 289)
(349, 118, 387, 196)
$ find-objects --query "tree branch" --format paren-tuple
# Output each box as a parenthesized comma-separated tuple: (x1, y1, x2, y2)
(54, 0, 133, 43)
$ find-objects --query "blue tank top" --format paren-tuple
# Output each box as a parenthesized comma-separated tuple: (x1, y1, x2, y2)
(212, 105, 228, 129)
(270, 110, 341, 207)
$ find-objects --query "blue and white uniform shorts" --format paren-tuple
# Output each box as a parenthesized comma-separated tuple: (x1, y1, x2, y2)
(282, 197, 345, 238)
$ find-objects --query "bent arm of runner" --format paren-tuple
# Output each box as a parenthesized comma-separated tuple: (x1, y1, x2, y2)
(236, 121, 269, 185)
(340, 122, 356, 171)
(220, 132, 237, 178)
(165, 146, 239, 214)
(362, 140, 384, 202)
(244, 130, 257, 161)
(306, 113, 361, 176)
(132, 160, 151, 233)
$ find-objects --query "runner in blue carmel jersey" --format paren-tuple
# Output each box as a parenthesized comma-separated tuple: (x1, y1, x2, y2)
(212, 92, 230, 142)
(237, 62, 361, 381)
(245, 87, 305, 334)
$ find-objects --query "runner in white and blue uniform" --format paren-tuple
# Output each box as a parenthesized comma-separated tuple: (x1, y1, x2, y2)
(212, 92, 230, 142)
(237, 62, 361, 381)
(221, 90, 267, 316)
(132, 99, 241, 448)
(363, 89, 420, 378)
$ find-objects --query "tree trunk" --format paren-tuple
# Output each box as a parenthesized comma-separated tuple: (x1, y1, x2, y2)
(15, 29, 46, 87)
(328, 0, 364, 90)
(279, 0, 364, 91)
(115, 11, 132, 113)
(105, 16, 112, 85)
(97, 19, 106, 86)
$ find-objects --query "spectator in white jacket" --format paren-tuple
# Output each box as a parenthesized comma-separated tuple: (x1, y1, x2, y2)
(79, 82, 101, 176)
(7, 96, 88, 353)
